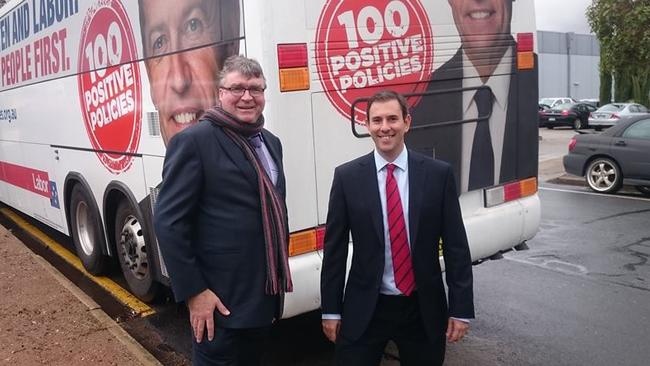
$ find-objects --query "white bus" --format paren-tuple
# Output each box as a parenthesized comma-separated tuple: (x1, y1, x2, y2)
(0, 0, 540, 317)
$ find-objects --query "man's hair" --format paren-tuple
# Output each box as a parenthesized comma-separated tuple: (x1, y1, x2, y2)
(217, 55, 266, 87)
(366, 90, 409, 119)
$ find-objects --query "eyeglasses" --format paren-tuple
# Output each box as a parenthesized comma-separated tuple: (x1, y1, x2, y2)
(220, 86, 266, 97)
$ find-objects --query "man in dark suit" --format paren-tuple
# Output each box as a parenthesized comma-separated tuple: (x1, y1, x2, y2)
(154, 55, 292, 366)
(408, 0, 538, 192)
(321, 91, 474, 366)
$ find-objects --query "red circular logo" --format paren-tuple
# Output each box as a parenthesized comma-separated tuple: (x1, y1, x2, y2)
(77, 0, 142, 174)
(315, 0, 433, 123)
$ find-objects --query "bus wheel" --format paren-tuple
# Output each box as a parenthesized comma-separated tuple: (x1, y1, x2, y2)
(70, 185, 107, 275)
(115, 200, 158, 302)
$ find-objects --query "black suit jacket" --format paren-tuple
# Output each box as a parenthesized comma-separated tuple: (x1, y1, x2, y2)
(154, 120, 287, 329)
(320, 150, 474, 342)
(407, 44, 539, 192)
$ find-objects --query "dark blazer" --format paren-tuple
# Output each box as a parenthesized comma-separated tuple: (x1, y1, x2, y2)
(153, 120, 287, 329)
(407, 44, 539, 192)
(320, 150, 474, 342)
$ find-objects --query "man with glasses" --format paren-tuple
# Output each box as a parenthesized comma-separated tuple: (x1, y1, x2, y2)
(154, 55, 292, 365)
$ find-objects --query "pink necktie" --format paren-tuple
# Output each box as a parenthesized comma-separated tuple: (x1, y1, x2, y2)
(386, 164, 415, 296)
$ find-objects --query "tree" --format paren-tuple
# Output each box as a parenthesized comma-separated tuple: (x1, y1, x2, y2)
(599, 60, 612, 105)
(587, 0, 650, 107)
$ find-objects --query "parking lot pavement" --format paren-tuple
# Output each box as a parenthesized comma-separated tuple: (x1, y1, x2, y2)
(0, 225, 161, 366)
(537, 127, 584, 184)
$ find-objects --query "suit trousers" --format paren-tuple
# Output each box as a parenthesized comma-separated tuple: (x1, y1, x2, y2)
(336, 293, 445, 366)
(192, 325, 271, 366)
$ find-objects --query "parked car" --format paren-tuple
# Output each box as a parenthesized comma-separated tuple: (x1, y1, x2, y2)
(539, 97, 577, 109)
(579, 98, 601, 108)
(563, 115, 650, 195)
(588, 103, 649, 131)
(539, 102, 596, 129)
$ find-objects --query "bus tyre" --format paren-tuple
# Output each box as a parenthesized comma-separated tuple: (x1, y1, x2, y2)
(115, 200, 158, 302)
(70, 185, 107, 275)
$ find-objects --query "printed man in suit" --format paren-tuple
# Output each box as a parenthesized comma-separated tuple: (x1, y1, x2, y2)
(408, 0, 538, 192)
(321, 91, 474, 366)
(154, 56, 292, 366)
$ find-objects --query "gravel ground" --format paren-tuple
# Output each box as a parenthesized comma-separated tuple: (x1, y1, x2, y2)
(0, 225, 154, 365)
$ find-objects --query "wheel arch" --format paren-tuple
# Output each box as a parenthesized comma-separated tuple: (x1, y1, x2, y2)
(583, 154, 623, 177)
(63, 172, 109, 256)
(103, 181, 165, 283)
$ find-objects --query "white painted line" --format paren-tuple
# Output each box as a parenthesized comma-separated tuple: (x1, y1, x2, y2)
(539, 186, 650, 202)
(504, 256, 589, 277)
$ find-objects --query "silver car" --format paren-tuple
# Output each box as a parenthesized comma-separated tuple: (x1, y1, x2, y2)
(588, 103, 649, 131)
(539, 97, 577, 109)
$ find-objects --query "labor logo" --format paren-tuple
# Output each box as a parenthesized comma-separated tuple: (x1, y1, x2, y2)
(315, 0, 433, 123)
(77, 0, 142, 174)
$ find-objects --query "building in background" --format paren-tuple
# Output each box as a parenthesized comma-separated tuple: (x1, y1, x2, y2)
(537, 31, 601, 101)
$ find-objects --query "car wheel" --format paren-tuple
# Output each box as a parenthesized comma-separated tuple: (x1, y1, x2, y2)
(585, 158, 622, 194)
(547, 125, 554, 130)
(573, 118, 583, 130)
(70, 185, 107, 275)
(595, 126, 602, 132)
(115, 199, 158, 302)
(636, 186, 650, 197)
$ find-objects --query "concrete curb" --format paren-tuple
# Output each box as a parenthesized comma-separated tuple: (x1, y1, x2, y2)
(33, 255, 163, 366)
(546, 174, 585, 187)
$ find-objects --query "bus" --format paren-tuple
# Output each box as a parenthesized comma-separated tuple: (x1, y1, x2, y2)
(0, 0, 540, 318)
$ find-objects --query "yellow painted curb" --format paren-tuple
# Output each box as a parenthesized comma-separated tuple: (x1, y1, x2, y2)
(1, 207, 156, 317)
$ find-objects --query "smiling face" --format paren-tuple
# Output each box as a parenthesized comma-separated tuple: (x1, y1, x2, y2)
(218, 72, 266, 124)
(449, 0, 513, 51)
(367, 99, 411, 162)
(141, 0, 224, 146)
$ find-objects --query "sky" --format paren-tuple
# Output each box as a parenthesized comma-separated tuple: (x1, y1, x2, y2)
(535, 0, 594, 34)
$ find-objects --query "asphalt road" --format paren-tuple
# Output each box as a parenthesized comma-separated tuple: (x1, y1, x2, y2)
(448, 185, 650, 366)
(120, 183, 650, 366)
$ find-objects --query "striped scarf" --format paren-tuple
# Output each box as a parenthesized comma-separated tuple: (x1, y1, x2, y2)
(202, 107, 293, 295)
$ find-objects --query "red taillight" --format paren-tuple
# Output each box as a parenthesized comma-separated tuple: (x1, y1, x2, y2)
(561, 110, 569, 116)
(277, 43, 308, 68)
(517, 33, 534, 52)
(277, 43, 310, 92)
(516, 32, 534, 70)
(568, 137, 577, 152)
(612, 113, 620, 119)
(315, 226, 326, 250)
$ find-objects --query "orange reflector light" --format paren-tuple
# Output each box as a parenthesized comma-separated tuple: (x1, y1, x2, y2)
(520, 177, 538, 198)
(517, 51, 534, 70)
(484, 177, 538, 208)
(289, 229, 317, 257)
(517, 33, 534, 52)
(279, 67, 310, 92)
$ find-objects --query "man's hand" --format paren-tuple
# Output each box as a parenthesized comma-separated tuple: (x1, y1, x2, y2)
(322, 319, 341, 343)
(187, 289, 230, 343)
(446, 318, 469, 343)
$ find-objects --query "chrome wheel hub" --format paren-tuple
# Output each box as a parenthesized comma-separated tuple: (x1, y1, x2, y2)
(119, 214, 148, 279)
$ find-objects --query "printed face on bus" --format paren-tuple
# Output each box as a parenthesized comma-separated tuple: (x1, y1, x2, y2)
(140, 0, 225, 146)
(367, 99, 411, 162)
(218, 72, 266, 124)
(448, 0, 513, 51)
